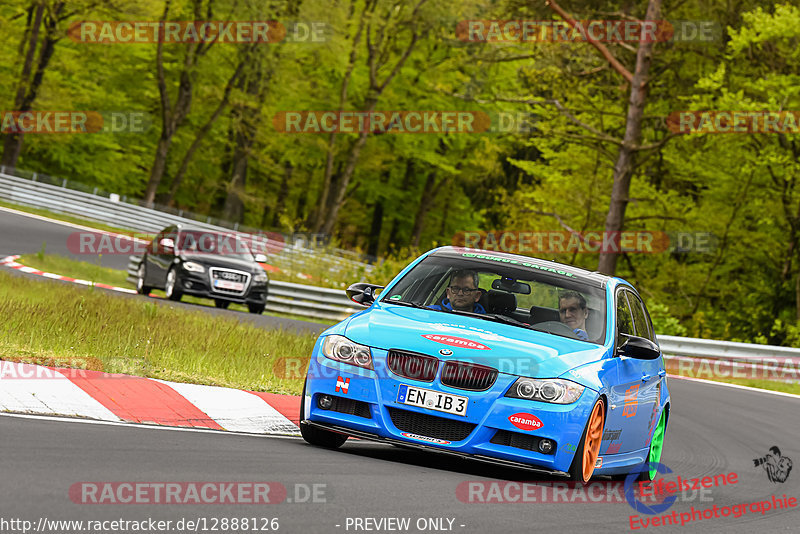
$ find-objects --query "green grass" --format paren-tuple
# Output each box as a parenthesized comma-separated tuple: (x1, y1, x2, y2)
(20, 251, 129, 287)
(0, 269, 316, 394)
(671, 373, 800, 395)
(0, 198, 135, 235)
(18, 251, 338, 327)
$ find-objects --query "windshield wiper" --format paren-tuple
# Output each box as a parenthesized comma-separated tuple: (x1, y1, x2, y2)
(385, 300, 430, 310)
(484, 313, 536, 329)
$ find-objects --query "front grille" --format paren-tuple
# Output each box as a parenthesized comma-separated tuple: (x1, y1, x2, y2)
(490, 430, 554, 455)
(388, 407, 476, 442)
(209, 268, 251, 296)
(440, 361, 498, 391)
(387, 350, 439, 382)
(328, 396, 372, 419)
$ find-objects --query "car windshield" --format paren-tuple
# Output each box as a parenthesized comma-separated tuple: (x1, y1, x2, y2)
(177, 230, 255, 262)
(380, 253, 606, 343)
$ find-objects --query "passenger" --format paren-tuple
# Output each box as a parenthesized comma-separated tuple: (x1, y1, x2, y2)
(559, 291, 589, 341)
(429, 269, 486, 314)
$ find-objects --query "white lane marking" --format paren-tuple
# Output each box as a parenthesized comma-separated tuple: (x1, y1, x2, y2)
(0, 205, 147, 242)
(668, 374, 800, 400)
(152, 379, 299, 435)
(0, 412, 303, 438)
(0, 362, 121, 420)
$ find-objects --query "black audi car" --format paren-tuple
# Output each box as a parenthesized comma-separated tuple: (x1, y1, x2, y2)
(136, 225, 269, 314)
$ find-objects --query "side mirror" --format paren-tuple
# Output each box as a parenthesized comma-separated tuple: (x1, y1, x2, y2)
(346, 282, 384, 306)
(617, 333, 661, 360)
(158, 237, 175, 254)
(254, 253, 268, 263)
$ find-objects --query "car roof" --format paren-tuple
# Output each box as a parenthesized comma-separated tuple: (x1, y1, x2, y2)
(429, 246, 611, 289)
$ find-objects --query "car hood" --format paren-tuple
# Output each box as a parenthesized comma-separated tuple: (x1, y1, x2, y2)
(180, 254, 260, 273)
(343, 304, 608, 379)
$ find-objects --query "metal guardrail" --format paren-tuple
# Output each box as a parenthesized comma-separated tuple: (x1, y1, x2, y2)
(0, 168, 372, 275)
(125, 256, 363, 322)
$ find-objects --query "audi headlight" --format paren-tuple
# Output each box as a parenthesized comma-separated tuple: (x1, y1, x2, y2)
(183, 261, 205, 273)
(254, 272, 268, 283)
(321, 335, 373, 370)
(505, 377, 584, 404)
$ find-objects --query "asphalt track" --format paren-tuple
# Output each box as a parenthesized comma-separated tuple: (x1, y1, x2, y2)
(2, 379, 799, 533)
(2, 205, 800, 532)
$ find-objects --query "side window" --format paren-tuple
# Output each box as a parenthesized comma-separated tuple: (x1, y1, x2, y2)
(626, 290, 653, 342)
(616, 290, 635, 346)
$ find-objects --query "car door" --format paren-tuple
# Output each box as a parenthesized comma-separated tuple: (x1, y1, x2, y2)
(626, 290, 666, 444)
(604, 288, 654, 454)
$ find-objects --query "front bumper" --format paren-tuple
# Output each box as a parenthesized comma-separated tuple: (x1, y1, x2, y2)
(177, 270, 267, 304)
(303, 349, 600, 474)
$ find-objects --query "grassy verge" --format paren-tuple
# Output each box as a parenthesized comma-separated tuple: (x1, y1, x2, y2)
(0, 270, 314, 394)
(669, 372, 800, 395)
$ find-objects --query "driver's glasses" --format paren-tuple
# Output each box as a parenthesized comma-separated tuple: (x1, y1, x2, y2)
(449, 286, 478, 295)
(559, 306, 581, 315)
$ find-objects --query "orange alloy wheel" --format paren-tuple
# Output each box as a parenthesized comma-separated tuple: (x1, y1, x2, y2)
(582, 399, 605, 482)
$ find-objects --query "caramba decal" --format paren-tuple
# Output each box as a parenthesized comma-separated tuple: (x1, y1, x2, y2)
(421, 334, 490, 350)
(603, 429, 622, 441)
(622, 384, 639, 418)
(508, 413, 543, 431)
(401, 432, 451, 445)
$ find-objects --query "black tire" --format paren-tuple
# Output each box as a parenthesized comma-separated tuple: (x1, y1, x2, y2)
(165, 267, 183, 301)
(214, 299, 231, 309)
(299, 379, 347, 449)
(568, 398, 605, 483)
(248, 303, 265, 314)
(136, 262, 152, 295)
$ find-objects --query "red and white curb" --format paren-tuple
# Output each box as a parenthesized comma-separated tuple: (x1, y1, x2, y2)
(0, 361, 301, 435)
(0, 254, 137, 294)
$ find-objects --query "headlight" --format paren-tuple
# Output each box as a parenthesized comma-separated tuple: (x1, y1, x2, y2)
(183, 261, 205, 273)
(505, 377, 584, 404)
(321, 335, 373, 370)
(254, 272, 268, 283)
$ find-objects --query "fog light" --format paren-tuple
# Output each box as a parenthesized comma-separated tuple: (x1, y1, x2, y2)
(184, 281, 193, 289)
(317, 395, 333, 410)
(539, 439, 554, 454)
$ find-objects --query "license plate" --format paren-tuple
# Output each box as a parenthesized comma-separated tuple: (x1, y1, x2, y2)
(397, 385, 468, 416)
(214, 279, 244, 291)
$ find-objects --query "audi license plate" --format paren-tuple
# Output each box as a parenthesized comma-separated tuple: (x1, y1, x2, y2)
(214, 279, 244, 291)
(397, 385, 468, 416)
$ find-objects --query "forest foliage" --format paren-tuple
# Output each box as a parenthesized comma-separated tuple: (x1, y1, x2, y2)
(1, 0, 799, 345)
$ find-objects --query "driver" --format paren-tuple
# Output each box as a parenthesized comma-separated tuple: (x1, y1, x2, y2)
(559, 291, 589, 341)
(429, 269, 486, 314)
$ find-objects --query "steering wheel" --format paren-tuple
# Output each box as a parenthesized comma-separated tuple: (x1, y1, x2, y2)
(532, 320, 582, 338)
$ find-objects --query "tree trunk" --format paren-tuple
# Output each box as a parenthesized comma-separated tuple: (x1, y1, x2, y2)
(1, 1, 58, 168)
(367, 201, 383, 259)
(271, 163, 293, 228)
(596, 0, 662, 275)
